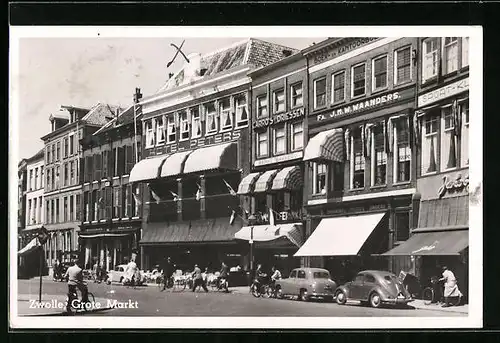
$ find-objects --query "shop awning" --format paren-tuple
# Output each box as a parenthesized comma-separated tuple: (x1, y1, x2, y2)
(129, 155, 168, 183)
(160, 150, 193, 178)
(237, 172, 261, 195)
(140, 217, 243, 245)
(253, 169, 279, 193)
(18, 237, 41, 256)
(183, 142, 238, 174)
(303, 128, 344, 162)
(418, 195, 469, 229)
(271, 166, 303, 191)
(294, 213, 386, 257)
(234, 223, 304, 247)
(79, 232, 134, 239)
(380, 229, 468, 256)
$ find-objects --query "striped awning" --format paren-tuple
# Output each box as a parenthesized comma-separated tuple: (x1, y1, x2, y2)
(234, 223, 304, 247)
(129, 155, 168, 183)
(160, 150, 193, 178)
(271, 166, 303, 191)
(253, 169, 279, 193)
(183, 142, 238, 174)
(237, 172, 261, 195)
(303, 128, 344, 162)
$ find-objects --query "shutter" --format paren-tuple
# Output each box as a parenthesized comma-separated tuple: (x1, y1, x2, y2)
(102, 150, 108, 178)
(86, 156, 93, 182)
(126, 184, 132, 218)
(112, 148, 117, 177)
(126, 146, 133, 174)
(95, 154, 102, 180)
(108, 148, 114, 177)
(75, 194, 81, 221)
(105, 187, 112, 219)
(118, 147, 125, 176)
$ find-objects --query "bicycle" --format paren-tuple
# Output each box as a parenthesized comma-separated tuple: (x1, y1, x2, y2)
(66, 283, 96, 314)
(422, 276, 462, 306)
(157, 274, 174, 291)
(251, 278, 272, 298)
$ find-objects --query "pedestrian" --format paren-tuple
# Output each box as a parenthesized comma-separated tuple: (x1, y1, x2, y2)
(439, 266, 462, 307)
(192, 264, 208, 292)
(160, 256, 175, 291)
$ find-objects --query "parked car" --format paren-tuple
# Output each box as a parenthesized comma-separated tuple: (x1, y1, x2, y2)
(107, 264, 146, 285)
(335, 270, 413, 308)
(274, 268, 337, 302)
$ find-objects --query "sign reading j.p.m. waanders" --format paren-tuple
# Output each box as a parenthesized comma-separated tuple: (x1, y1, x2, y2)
(253, 107, 305, 129)
(418, 77, 469, 108)
(313, 87, 414, 125)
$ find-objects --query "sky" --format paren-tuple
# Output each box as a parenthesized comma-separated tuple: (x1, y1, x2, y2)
(15, 37, 324, 160)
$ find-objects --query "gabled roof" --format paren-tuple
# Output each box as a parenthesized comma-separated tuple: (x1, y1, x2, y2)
(157, 38, 298, 93)
(93, 104, 137, 135)
(26, 148, 45, 162)
(81, 103, 124, 126)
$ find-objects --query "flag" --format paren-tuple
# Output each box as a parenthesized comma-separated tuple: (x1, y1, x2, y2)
(269, 207, 275, 226)
(412, 111, 421, 149)
(149, 188, 161, 205)
(169, 190, 179, 202)
(452, 99, 461, 138)
(223, 179, 237, 196)
(37, 226, 50, 245)
(132, 192, 142, 206)
(229, 210, 236, 225)
(344, 128, 351, 160)
(195, 183, 202, 201)
(364, 124, 374, 157)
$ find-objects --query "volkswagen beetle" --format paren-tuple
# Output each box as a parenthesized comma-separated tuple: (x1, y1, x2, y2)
(274, 268, 337, 302)
(335, 270, 413, 308)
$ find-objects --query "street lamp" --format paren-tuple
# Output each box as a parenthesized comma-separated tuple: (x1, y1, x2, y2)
(247, 214, 257, 273)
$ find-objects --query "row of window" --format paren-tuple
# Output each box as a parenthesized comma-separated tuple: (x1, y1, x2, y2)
(422, 37, 469, 82)
(27, 196, 43, 225)
(45, 160, 78, 192)
(83, 144, 137, 183)
(256, 82, 303, 118)
(145, 94, 248, 148)
(45, 195, 81, 224)
(28, 166, 44, 191)
(309, 116, 412, 195)
(256, 121, 304, 158)
(46, 133, 78, 165)
(83, 184, 141, 222)
(313, 45, 413, 109)
(421, 100, 469, 174)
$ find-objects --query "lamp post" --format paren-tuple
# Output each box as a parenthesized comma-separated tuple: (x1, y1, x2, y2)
(247, 214, 257, 274)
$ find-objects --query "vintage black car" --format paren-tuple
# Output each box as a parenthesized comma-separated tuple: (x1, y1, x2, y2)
(335, 270, 413, 308)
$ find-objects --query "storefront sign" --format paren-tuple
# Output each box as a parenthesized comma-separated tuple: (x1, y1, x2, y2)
(254, 151, 303, 167)
(313, 87, 414, 125)
(418, 77, 469, 108)
(437, 174, 469, 198)
(312, 38, 379, 65)
(147, 130, 241, 157)
(253, 108, 305, 129)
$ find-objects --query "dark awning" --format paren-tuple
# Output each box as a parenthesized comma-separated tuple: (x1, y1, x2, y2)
(140, 217, 243, 245)
(381, 229, 468, 256)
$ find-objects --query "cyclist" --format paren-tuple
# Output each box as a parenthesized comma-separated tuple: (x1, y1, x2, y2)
(252, 264, 267, 291)
(218, 262, 230, 292)
(64, 260, 89, 312)
(160, 256, 175, 291)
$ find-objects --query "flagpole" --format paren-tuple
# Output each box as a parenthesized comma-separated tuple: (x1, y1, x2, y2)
(39, 242, 43, 303)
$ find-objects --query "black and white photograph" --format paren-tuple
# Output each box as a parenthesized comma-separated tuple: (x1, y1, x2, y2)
(9, 26, 483, 329)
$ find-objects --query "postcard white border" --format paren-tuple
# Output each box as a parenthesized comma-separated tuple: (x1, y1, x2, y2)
(9, 25, 483, 329)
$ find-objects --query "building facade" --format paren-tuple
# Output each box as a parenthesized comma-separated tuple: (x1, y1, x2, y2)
(295, 37, 420, 284)
(382, 37, 470, 300)
(131, 39, 297, 272)
(41, 104, 116, 272)
(19, 149, 46, 276)
(80, 103, 143, 271)
(17, 159, 28, 277)
(234, 52, 307, 276)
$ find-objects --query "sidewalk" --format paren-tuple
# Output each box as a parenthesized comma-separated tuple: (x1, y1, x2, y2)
(229, 287, 468, 314)
(17, 294, 114, 316)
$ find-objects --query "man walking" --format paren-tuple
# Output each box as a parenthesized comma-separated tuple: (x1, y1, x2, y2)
(160, 256, 175, 291)
(192, 264, 208, 292)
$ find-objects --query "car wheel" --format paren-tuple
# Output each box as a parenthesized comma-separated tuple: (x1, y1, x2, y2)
(119, 277, 124, 284)
(369, 292, 382, 308)
(336, 290, 347, 305)
(299, 289, 309, 302)
(106, 280, 111, 285)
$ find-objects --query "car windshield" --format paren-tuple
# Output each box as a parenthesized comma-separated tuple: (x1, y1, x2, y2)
(313, 272, 330, 279)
